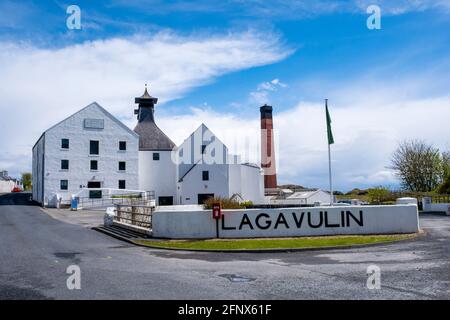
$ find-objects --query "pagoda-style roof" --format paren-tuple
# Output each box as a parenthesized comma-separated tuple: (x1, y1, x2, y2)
(134, 120, 176, 151)
(133, 85, 176, 151)
(135, 86, 158, 104)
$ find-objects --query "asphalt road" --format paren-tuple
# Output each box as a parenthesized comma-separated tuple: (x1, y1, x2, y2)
(0, 193, 449, 300)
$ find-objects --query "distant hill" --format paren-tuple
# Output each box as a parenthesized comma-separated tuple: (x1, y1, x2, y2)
(278, 184, 308, 190)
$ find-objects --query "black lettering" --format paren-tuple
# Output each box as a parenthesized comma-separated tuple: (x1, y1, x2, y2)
(292, 212, 305, 228)
(341, 211, 345, 227)
(221, 215, 236, 230)
(307, 211, 323, 228)
(324, 211, 340, 228)
(346, 210, 364, 227)
(255, 213, 271, 230)
(239, 214, 254, 230)
(274, 213, 289, 229)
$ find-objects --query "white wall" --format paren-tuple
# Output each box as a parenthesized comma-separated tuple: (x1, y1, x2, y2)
(153, 210, 216, 238)
(306, 190, 334, 204)
(178, 163, 229, 204)
(0, 180, 15, 193)
(239, 164, 265, 204)
(32, 103, 139, 204)
(139, 150, 176, 203)
(32, 134, 45, 203)
(153, 204, 419, 239)
(424, 203, 450, 215)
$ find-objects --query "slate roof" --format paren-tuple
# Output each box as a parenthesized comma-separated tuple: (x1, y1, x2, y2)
(133, 86, 176, 151)
(134, 119, 176, 151)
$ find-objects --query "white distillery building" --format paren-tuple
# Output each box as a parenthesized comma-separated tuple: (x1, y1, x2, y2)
(268, 189, 336, 205)
(32, 102, 139, 205)
(175, 124, 265, 205)
(133, 87, 264, 205)
(32, 87, 265, 206)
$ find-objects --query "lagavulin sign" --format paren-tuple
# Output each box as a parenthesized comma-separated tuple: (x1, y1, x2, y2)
(153, 205, 419, 239)
(217, 206, 419, 238)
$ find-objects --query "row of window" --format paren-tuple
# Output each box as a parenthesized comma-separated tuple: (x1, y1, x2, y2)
(61, 139, 162, 161)
(60, 180, 126, 190)
(60, 160, 127, 171)
(61, 139, 128, 153)
(60, 172, 208, 191)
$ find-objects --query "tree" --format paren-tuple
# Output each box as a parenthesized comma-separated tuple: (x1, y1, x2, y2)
(367, 186, 391, 204)
(390, 140, 444, 192)
(21, 172, 32, 190)
(437, 151, 450, 194)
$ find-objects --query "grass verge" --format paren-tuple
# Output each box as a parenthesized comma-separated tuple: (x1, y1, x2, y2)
(133, 234, 417, 251)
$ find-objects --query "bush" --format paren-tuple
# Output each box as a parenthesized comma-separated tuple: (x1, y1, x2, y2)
(345, 188, 368, 196)
(437, 176, 450, 194)
(367, 186, 393, 204)
(203, 196, 252, 209)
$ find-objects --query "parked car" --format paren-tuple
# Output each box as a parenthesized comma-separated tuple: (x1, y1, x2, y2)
(11, 186, 22, 193)
(338, 198, 366, 205)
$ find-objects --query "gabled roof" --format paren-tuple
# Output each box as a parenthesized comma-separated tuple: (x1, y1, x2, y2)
(33, 102, 138, 149)
(287, 189, 330, 199)
(177, 123, 227, 151)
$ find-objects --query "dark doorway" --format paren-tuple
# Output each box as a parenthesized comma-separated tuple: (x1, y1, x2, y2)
(87, 181, 101, 188)
(87, 181, 102, 199)
(197, 193, 214, 205)
(158, 196, 174, 206)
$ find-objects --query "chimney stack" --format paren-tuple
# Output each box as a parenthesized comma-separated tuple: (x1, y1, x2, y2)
(260, 104, 277, 190)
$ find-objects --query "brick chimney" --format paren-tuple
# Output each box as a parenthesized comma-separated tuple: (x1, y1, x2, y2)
(260, 104, 277, 190)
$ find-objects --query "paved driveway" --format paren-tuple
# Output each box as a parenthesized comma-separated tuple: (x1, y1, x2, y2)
(0, 193, 449, 299)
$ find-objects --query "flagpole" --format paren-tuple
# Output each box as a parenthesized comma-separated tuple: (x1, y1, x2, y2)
(326, 99, 333, 206)
(328, 137, 333, 206)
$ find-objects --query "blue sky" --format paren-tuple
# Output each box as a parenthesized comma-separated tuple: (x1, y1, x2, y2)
(0, 0, 449, 191)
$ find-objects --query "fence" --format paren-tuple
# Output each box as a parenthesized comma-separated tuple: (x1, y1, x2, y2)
(74, 190, 155, 210)
(114, 203, 154, 229)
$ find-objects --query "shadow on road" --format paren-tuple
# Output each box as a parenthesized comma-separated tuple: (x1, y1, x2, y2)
(0, 192, 39, 206)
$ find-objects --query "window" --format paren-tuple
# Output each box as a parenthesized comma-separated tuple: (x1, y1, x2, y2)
(90, 160, 98, 171)
(118, 180, 126, 189)
(90, 140, 99, 155)
(61, 160, 69, 170)
(202, 170, 209, 181)
(119, 141, 127, 151)
(153, 152, 160, 160)
(60, 180, 68, 190)
(201, 144, 207, 154)
(89, 190, 102, 199)
(158, 196, 173, 206)
(118, 161, 126, 171)
(61, 138, 69, 149)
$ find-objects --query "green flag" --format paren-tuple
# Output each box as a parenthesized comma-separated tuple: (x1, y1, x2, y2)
(326, 101, 334, 145)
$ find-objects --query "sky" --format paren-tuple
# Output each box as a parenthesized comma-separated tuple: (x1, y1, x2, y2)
(0, 0, 449, 191)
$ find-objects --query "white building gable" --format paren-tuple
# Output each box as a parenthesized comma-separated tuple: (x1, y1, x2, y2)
(175, 124, 264, 205)
(32, 102, 139, 204)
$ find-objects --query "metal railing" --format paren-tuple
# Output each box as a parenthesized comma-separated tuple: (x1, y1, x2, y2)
(76, 191, 155, 209)
(114, 204, 154, 229)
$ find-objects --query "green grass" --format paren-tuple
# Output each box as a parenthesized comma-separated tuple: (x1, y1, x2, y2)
(111, 194, 142, 199)
(134, 234, 416, 251)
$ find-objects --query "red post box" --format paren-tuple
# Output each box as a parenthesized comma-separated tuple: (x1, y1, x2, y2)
(212, 202, 222, 219)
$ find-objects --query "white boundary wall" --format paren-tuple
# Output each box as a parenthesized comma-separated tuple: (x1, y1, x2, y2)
(152, 204, 420, 239)
(422, 197, 450, 215)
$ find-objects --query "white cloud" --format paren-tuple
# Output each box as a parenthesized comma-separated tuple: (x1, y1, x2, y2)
(0, 30, 291, 177)
(353, 0, 450, 15)
(111, 0, 450, 17)
(153, 95, 450, 191)
(250, 78, 288, 104)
